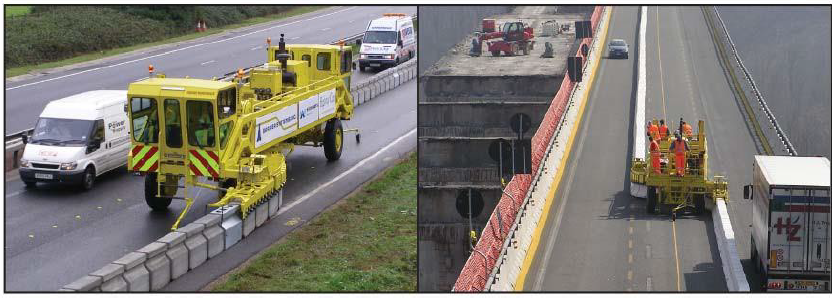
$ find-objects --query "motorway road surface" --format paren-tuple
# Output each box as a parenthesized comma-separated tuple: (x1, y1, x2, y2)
(524, 6, 761, 291)
(3, 6, 416, 135)
(4, 67, 416, 291)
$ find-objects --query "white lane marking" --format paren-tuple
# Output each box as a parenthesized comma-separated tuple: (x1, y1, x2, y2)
(348, 20, 355, 23)
(276, 128, 416, 216)
(321, 28, 331, 31)
(290, 36, 300, 40)
(251, 46, 263, 51)
(135, 77, 149, 82)
(5, 7, 356, 91)
(5, 190, 25, 198)
(200, 60, 216, 66)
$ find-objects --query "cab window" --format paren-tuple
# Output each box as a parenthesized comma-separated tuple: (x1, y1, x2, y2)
(302, 54, 312, 67)
(217, 88, 236, 119)
(164, 99, 182, 148)
(316, 52, 331, 71)
(219, 121, 234, 149)
(340, 50, 352, 74)
(187, 101, 215, 148)
(130, 97, 158, 143)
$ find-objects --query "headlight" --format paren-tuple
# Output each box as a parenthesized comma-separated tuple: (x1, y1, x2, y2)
(20, 159, 29, 168)
(360, 54, 367, 59)
(385, 54, 394, 59)
(60, 162, 78, 170)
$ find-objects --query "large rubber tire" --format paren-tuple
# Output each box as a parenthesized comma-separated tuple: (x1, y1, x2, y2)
(694, 194, 706, 215)
(82, 166, 96, 191)
(324, 119, 344, 161)
(646, 186, 657, 214)
(145, 173, 172, 211)
(24, 181, 36, 188)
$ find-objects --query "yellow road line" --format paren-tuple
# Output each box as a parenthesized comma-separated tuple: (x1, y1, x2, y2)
(672, 220, 681, 291)
(656, 6, 668, 122)
(513, 6, 613, 291)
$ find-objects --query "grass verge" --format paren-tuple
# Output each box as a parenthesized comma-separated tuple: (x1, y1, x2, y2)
(210, 152, 417, 292)
(4, 6, 31, 17)
(5, 6, 326, 78)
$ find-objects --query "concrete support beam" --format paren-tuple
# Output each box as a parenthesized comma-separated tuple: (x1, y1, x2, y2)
(157, 231, 188, 280)
(176, 223, 208, 270)
(90, 263, 127, 292)
(214, 205, 242, 248)
(113, 252, 149, 292)
(138, 241, 170, 291)
(256, 201, 268, 227)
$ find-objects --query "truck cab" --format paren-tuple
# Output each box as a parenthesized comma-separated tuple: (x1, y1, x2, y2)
(357, 13, 416, 71)
(744, 155, 830, 291)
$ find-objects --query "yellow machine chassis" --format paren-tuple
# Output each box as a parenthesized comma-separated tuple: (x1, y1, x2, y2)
(630, 120, 728, 215)
(128, 38, 355, 230)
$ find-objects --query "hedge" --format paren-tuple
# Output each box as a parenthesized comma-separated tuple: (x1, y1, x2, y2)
(5, 6, 294, 68)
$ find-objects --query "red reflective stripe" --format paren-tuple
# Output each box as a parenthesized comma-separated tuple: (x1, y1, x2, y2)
(189, 163, 202, 176)
(133, 147, 158, 171)
(131, 145, 144, 156)
(206, 151, 219, 163)
(189, 150, 219, 178)
(148, 161, 158, 172)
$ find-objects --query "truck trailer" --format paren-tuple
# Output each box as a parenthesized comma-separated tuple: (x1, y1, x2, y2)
(744, 155, 830, 292)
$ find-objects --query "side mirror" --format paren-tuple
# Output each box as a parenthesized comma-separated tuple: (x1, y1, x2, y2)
(743, 184, 753, 200)
(352, 62, 357, 70)
(398, 39, 403, 47)
(21, 134, 28, 144)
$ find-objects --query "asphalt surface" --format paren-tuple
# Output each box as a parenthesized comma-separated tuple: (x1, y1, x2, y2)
(524, 6, 761, 291)
(3, 6, 416, 135)
(4, 79, 416, 291)
(3, 6, 416, 291)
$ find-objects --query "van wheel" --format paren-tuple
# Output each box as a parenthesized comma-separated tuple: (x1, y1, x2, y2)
(24, 181, 36, 188)
(145, 173, 172, 211)
(491, 50, 500, 57)
(324, 119, 343, 161)
(408, 50, 414, 61)
(82, 166, 96, 190)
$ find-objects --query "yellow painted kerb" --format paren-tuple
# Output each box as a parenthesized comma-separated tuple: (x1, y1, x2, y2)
(514, 6, 613, 291)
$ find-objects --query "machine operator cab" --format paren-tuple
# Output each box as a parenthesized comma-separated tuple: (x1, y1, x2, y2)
(267, 39, 354, 93)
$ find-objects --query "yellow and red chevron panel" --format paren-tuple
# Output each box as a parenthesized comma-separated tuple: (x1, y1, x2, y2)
(188, 149, 219, 178)
(129, 145, 159, 172)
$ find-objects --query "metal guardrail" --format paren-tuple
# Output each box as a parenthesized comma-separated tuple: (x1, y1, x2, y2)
(711, 7, 797, 156)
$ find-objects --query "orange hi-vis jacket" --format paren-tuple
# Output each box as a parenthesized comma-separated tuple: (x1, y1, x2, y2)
(650, 140, 661, 174)
(648, 124, 659, 140)
(658, 124, 669, 140)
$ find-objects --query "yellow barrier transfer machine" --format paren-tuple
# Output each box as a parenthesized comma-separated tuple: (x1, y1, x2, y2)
(127, 34, 355, 229)
(630, 120, 728, 219)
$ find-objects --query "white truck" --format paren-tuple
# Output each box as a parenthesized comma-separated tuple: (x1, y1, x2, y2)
(19, 90, 130, 190)
(357, 13, 416, 71)
(744, 155, 830, 292)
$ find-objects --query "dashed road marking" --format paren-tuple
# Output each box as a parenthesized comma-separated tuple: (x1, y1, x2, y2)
(646, 244, 652, 258)
(289, 36, 300, 40)
(320, 27, 331, 31)
(647, 276, 653, 291)
(629, 226, 633, 234)
(627, 270, 633, 281)
(135, 77, 149, 82)
(629, 239, 633, 249)
(628, 253, 633, 264)
(200, 60, 216, 66)
(251, 46, 263, 51)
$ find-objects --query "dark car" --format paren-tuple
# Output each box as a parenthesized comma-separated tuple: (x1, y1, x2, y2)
(608, 39, 629, 59)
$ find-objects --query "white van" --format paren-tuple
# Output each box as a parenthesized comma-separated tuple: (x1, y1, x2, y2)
(19, 90, 129, 190)
(358, 13, 416, 71)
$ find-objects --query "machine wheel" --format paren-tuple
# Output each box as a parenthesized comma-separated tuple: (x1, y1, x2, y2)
(324, 119, 343, 161)
(82, 166, 96, 191)
(646, 186, 657, 214)
(694, 194, 706, 215)
(145, 173, 172, 211)
(491, 50, 500, 57)
(359, 63, 367, 72)
(24, 181, 36, 188)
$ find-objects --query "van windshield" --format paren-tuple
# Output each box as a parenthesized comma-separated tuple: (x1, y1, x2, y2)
(30, 118, 93, 146)
(363, 31, 397, 44)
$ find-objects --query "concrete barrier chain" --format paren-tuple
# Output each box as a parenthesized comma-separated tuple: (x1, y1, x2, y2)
(711, 7, 797, 156)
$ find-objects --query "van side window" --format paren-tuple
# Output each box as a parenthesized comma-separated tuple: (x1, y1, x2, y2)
(164, 99, 183, 148)
(130, 97, 158, 144)
(187, 101, 215, 148)
(317, 52, 331, 71)
(217, 88, 236, 119)
(302, 54, 312, 67)
(92, 119, 105, 142)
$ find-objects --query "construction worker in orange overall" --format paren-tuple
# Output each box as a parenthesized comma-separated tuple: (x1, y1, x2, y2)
(669, 131, 690, 176)
(647, 121, 660, 141)
(658, 119, 669, 140)
(650, 138, 662, 174)
(682, 121, 693, 138)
